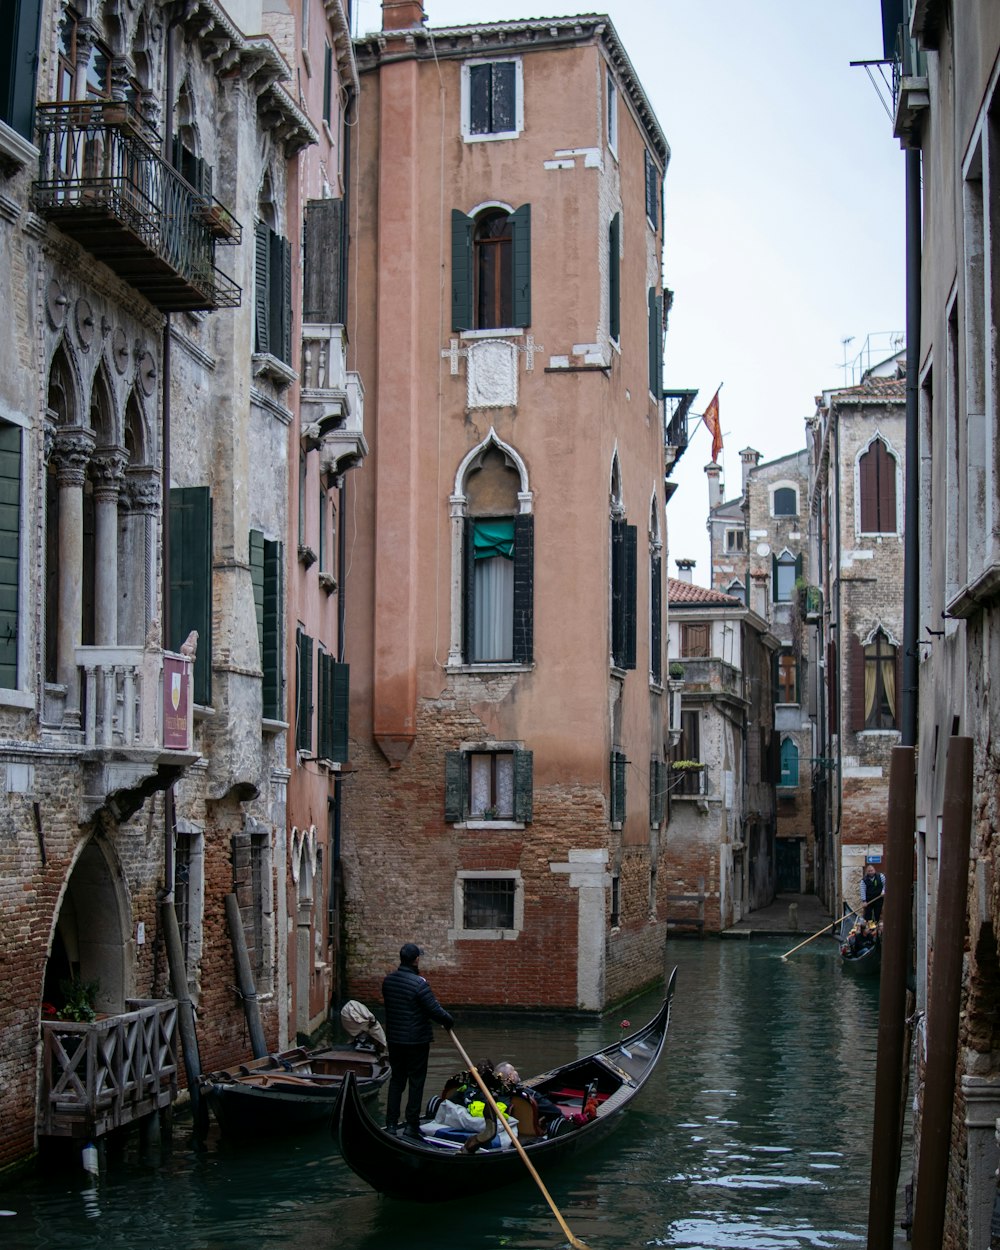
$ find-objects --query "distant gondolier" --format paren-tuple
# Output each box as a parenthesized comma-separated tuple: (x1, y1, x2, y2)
(861, 863, 886, 923)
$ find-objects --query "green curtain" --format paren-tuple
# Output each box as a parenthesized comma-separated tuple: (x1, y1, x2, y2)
(472, 518, 514, 560)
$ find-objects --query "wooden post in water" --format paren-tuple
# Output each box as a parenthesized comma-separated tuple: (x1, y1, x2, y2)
(224, 892, 268, 1059)
(866, 745, 915, 1250)
(160, 899, 205, 1128)
(910, 736, 973, 1250)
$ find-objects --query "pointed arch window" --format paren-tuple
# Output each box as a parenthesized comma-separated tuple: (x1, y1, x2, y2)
(863, 630, 898, 729)
(779, 737, 799, 788)
(859, 437, 898, 534)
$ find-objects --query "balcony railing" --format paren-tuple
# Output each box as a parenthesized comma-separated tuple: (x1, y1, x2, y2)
(33, 101, 241, 312)
(76, 645, 195, 754)
(301, 323, 368, 473)
(663, 389, 696, 479)
(39, 999, 178, 1139)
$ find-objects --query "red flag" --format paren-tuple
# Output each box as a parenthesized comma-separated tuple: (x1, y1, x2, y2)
(702, 387, 723, 462)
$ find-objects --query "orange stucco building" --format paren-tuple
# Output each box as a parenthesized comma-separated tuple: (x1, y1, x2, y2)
(341, 3, 679, 1011)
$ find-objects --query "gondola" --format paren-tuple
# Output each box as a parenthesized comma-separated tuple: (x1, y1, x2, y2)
(840, 931, 882, 976)
(331, 967, 677, 1202)
(201, 1042, 390, 1137)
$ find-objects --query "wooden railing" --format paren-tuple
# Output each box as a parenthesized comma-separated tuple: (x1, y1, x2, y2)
(39, 999, 178, 1138)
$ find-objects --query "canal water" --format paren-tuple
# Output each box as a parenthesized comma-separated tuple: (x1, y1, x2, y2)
(2, 935, 880, 1250)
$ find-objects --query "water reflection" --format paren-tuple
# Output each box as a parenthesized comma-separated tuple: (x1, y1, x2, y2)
(3, 936, 876, 1250)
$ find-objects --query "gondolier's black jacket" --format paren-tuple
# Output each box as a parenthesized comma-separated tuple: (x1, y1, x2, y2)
(381, 964, 453, 1045)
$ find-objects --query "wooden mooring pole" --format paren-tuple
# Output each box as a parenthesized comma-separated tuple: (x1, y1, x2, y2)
(160, 898, 205, 1129)
(866, 745, 915, 1250)
(224, 892, 268, 1059)
(911, 736, 973, 1250)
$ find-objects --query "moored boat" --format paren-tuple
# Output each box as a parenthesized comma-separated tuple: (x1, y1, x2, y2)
(201, 1043, 390, 1137)
(331, 968, 677, 1202)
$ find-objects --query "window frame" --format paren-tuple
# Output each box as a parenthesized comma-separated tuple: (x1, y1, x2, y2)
(776, 649, 798, 705)
(857, 435, 900, 535)
(771, 485, 798, 517)
(451, 870, 524, 940)
(0, 417, 26, 699)
(445, 746, 533, 825)
(169, 485, 213, 707)
(725, 527, 744, 552)
(461, 56, 524, 143)
(778, 736, 800, 788)
(680, 621, 710, 658)
(462, 513, 533, 665)
(644, 149, 659, 229)
(606, 70, 618, 156)
(773, 550, 801, 603)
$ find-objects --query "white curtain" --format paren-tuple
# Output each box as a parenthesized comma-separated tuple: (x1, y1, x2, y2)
(474, 556, 513, 661)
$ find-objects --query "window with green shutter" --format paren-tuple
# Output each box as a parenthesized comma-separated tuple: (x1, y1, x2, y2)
(0, 0, 43, 140)
(611, 519, 637, 670)
(444, 748, 532, 822)
(463, 514, 533, 664)
(296, 628, 313, 753)
(318, 651, 349, 762)
(255, 222, 292, 364)
(169, 486, 213, 706)
(0, 422, 21, 689)
(650, 551, 662, 684)
(451, 205, 531, 331)
(644, 150, 658, 228)
(647, 287, 662, 399)
(251, 530, 283, 721)
(610, 750, 627, 824)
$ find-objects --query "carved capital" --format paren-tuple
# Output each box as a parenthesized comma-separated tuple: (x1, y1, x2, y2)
(122, 468, 161, 513)
(90, 448, 129, 501)
(51, 427, 96, 487)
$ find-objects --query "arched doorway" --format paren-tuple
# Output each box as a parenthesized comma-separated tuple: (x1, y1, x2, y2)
(44, 838, 131, 1016)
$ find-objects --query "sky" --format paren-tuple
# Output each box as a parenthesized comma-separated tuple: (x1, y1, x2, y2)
(351, 0, 906, 580)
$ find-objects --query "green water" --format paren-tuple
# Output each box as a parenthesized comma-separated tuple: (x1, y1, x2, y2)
(2, 936, 879, 1249)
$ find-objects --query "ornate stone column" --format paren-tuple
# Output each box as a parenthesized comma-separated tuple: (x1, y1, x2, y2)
(91, 449, 128, 647)
(121, 469, 161, 646)
(51, 427, 96, 713)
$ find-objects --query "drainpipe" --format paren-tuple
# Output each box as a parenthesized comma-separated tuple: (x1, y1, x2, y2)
(832, 413, 842, 913)
(900, 145, 921, 749)
(162, 20, 176, 896)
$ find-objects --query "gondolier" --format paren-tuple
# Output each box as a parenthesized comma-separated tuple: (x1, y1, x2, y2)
(382, 942, 454, 1140)
(861, 863, 886, 923)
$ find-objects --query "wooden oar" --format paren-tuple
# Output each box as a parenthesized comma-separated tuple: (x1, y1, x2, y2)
(780, 902, 867, 961)
(448, 1029, 590, 1250)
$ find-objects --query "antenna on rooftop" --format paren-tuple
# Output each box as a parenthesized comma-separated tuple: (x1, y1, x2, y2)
(841, 336, 855, 385)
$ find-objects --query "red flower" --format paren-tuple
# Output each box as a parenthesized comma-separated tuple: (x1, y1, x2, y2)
(42, 1002, 57, 1017)
(619, 1019, 630, 1030)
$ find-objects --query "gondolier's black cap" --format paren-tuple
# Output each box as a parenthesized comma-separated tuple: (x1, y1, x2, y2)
(400, 942, 422, 963)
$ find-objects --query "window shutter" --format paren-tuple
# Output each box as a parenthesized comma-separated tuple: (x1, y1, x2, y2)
(262, 539, 282, 720)
(451, 210, 474, 330)
(624, 524, 637, 670)
(469, 63, 492, 134)
(650, 758, 664, 825)
(492, 62, 516, 132)
(444, 751, 467, 821)
(850, 634, 866, 732)
(878, 441, 897, 531)
(609, 212, 621, 341)
(859, 446, 877, 532)
(828, 640, 838, 736)
(462, 515, 476, 662)
(255, 223, 271, 355)
(644, 150, 658, 227)
(317, 649, 331, 759)
(650, 552, 662, 683)
(250, 528, 265, 667)
(510, 203, 531, 327)
(512, 514, 533, 663)
(296, 629, 314, 752)
(169, 486, 212, 706)
(611, 751, 627, 824)
(323, 40, 333, 124)
(269, 231, 292, 365)
(772, 552, 778, 599)
(648, 288, 661, 397)
(0, 423, 20, 688)
(513, 749, 533, 822)
(331, 661, 350, 762)
(611, 517, 625, 665)
(894, 644, 902, 731)
(795, 552, 803, 582)
(0, 0, 43, 138)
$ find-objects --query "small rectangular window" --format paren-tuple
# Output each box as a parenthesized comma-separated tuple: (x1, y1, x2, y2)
(469, 750, 515, 818)
(681, 622, 710, 657)
(725, 528, 744, 552)
(644, 150, 658, 228)
(606, 71, 618, 153)
(323, 41, 333, 125)
(463, 877, 515, 929)
(610, 874, 621, 927)
(463, 59, 522, 141)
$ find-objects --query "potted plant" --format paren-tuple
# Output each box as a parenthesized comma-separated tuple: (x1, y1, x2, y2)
(482, 806, 499, 820)
(670, 759, 704, 773)
(56, 976, 99, 1023)
(668, 662, 685, 680)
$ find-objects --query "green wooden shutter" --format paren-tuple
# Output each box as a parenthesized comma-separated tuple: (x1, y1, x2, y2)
(611, 751, 626, 824)
(451, 210, 474, 330)
(323, 41, 333, 125)
(0, 0, 43, 139)
(513, 749, 533, 822)
(512, 514, 533, 663)
(262, 539, 282, 720)
(650, 551, 662, 684)
(317, 650, 331, 759)
(609, 212, 620, 341)
(794, 552, 804, 582)
(169, 486, 212, 706)
(255, 223, 270, 355)
(771, 552, 779, 600)
(331, 661, 350, 762)
(0, 423, 20, 688)
(650, 758, 665, 825)
(647, 288, 657, 397)
(269, 231, 292, 365)
(510, 203, 531, 327)
(445, 751, 467, 821)
(462, 516, 476, 661)
(250, 528, 265, 666)
(296, 629, 313, 752)
(624, 524, 637, 670)
(611, 518, 625, 666)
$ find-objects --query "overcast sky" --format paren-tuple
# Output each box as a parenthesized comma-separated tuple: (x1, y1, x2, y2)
(351, 1, 905, 580)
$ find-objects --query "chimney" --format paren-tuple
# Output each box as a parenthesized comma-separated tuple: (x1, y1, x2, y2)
(382, 0, 426, 30)
(740, 446, 761, 497)
(675, 558, 695, 584)
(705, 461, 724, 511)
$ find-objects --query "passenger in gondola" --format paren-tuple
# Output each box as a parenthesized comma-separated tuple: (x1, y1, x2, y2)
(861, 863, 886, 923)
(494, 1061, 567, 1134)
